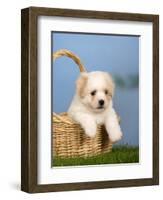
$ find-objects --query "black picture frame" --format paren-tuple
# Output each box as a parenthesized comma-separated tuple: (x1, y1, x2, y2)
(21, 6, 159, 193)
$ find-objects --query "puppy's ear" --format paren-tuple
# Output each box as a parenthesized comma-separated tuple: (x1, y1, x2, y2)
(105, 73, 115, 97)
(76, 72, 88, 98)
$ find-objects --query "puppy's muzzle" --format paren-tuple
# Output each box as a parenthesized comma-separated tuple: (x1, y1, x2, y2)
(97, 100, 105, 109)
(99, 99, 104, 106)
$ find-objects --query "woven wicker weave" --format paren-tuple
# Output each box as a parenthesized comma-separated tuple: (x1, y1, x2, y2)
(52, 49, 113, 158)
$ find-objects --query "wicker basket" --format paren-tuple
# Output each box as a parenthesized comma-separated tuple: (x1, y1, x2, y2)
(52, 49, 113, 158)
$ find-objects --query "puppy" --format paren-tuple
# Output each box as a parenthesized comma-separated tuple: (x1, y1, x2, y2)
(68, 71, 122, 143)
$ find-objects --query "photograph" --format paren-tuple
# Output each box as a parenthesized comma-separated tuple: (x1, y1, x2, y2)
(52, 32, 139, 167)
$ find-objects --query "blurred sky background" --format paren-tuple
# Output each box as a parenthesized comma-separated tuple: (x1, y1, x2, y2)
(52, 32, 139, 146)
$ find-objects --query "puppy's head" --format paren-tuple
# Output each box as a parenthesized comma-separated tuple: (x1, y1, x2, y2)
(76, 71, 115, 113)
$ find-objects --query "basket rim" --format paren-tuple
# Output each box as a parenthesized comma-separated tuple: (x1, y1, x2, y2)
(53, 112, 77, 125)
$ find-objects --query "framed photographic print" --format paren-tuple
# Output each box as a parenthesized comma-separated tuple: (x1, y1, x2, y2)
(21, 7, 159, 193)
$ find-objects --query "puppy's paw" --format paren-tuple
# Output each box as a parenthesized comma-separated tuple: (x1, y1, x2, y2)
(105, 113, 123, 143)
(83, 121, 97, 138)
(109, 129, 123, 143)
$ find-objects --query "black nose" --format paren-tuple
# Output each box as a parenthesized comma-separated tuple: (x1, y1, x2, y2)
(99, 99, 104, 106)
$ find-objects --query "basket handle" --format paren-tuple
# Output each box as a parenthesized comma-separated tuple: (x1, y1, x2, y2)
(53, 49, 87, 73)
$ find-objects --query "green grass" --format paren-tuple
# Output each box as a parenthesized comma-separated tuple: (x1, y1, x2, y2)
(53, 146, 139, 167)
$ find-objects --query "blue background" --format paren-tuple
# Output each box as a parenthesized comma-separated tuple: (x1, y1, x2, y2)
(52, 32, 139, 146)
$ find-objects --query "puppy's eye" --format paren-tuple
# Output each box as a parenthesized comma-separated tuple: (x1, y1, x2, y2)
(91, 90, 96, 96)
(105, 90, 108, 95)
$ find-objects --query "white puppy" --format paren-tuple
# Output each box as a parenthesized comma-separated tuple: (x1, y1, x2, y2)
(68, 71, 122, 143)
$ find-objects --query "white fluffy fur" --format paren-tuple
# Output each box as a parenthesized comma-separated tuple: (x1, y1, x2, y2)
(68, 71, 122, 143)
